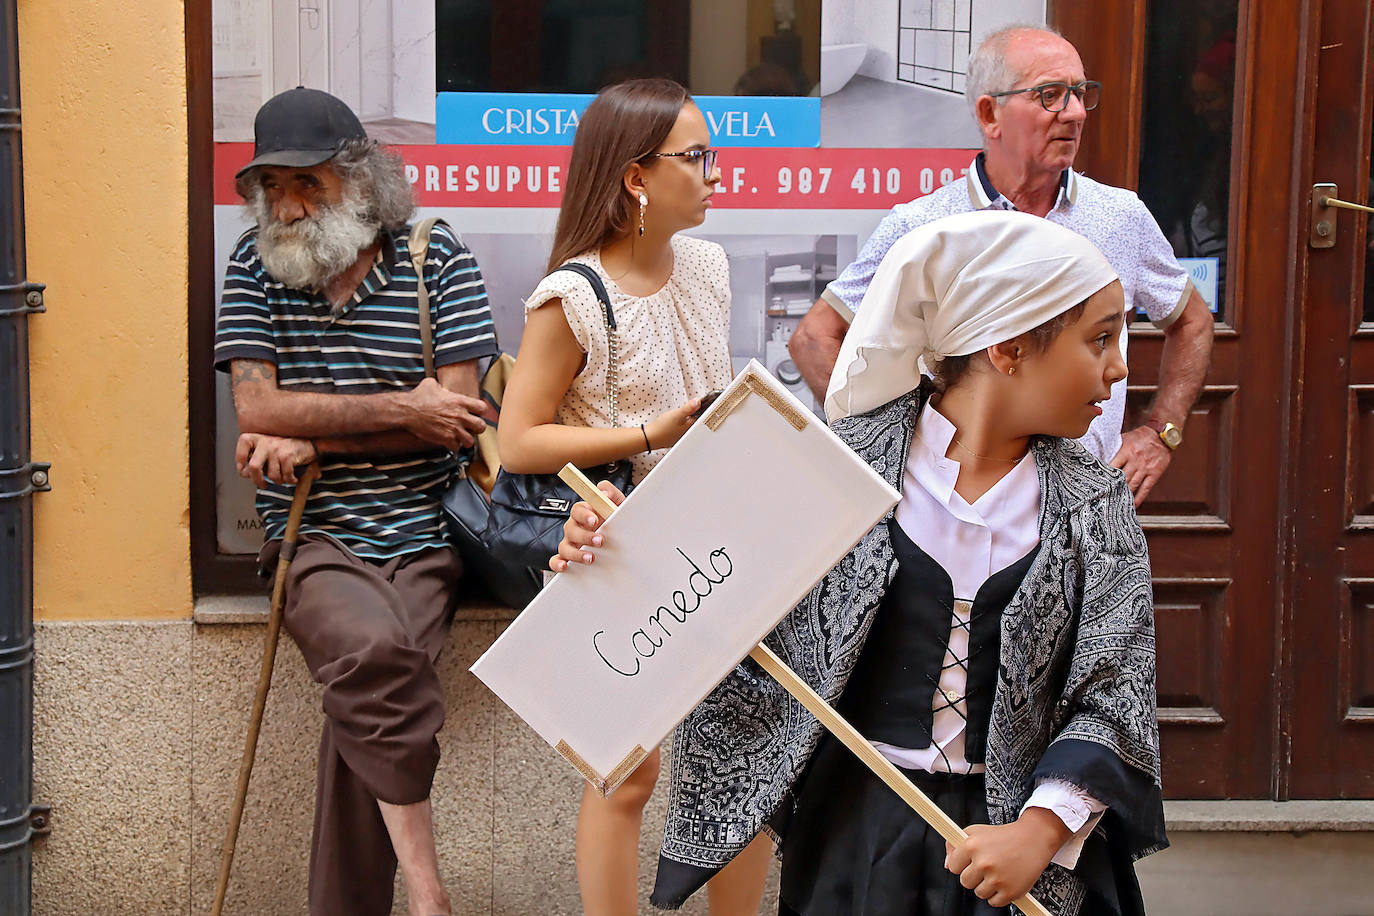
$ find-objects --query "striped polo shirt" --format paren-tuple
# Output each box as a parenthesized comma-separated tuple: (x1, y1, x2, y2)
(214, 221, 498, 559)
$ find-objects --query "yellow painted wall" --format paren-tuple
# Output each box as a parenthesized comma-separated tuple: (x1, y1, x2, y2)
(19, 0, 191, 619)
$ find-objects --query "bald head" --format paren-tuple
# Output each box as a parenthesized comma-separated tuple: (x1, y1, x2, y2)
(965, 26, 1089, 183)
(965, 25, 1079, 120)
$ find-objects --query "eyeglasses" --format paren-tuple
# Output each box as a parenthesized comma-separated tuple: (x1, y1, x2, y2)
(644, 148, 719, 181)
(988, 80, 1102, 113)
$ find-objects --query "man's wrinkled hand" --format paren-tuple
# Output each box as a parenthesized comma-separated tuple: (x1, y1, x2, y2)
(236, 433, 317, 488)
(401, 377, 490, 450)
(1110, 425, 1173, 506)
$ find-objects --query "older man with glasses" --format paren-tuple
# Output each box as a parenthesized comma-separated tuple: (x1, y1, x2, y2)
(791, 25, 1214, 506)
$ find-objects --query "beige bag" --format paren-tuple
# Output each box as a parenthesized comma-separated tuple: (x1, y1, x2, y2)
(408, 218, 513, 495)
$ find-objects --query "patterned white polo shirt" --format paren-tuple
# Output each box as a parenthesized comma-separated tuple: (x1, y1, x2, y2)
(822, 153, 1193, 463)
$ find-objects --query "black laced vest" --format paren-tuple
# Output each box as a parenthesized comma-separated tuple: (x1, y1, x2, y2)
(841, 518, 1040, 767)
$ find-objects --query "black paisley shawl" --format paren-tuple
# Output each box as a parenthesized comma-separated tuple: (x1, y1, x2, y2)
(651, 389, 1167, 914)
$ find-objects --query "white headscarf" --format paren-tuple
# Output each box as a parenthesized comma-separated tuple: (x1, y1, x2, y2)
(825, 210, 1119, 421)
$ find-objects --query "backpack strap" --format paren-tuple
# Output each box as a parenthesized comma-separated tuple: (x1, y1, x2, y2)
(408, 217, 443, 378)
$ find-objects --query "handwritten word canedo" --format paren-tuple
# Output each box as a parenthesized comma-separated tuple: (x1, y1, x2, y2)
(592, 547, 734, 677)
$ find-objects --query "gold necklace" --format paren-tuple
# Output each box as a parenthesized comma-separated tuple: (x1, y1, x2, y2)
(950, 436, 1026, 464)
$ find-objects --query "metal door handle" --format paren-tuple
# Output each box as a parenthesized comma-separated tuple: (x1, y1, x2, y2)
(1317, 191, 1374, 214)
(1310, 182, 1373, 248)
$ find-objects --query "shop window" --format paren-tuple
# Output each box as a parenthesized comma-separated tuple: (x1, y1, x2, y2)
(1136, 0, 1237, 322)
(436, 0, 820, 97)
(197, 0, 822, 590)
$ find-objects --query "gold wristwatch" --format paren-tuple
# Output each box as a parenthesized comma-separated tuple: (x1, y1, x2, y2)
(1146, 418, 1183, 450)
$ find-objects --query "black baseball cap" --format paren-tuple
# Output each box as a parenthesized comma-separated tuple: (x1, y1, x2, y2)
(236, 86, 368, 179)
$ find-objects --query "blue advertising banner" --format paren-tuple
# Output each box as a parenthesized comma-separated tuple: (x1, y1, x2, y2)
(437, 92, 820, 148)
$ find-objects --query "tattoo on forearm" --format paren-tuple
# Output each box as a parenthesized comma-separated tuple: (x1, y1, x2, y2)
(231, 360, 275, 389)
(228, 358, 410, 436)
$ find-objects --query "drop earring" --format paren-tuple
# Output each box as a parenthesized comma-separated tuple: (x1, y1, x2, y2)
(638, 193, 647, 237)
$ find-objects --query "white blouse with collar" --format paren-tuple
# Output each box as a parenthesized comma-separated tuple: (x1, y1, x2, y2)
(874, 402, 1105, 868)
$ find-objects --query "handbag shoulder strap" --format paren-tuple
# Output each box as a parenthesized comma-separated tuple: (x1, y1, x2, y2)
(548, 261, 622, 427)
(408, 217, 443, 379)
(550, 262, 615, 330)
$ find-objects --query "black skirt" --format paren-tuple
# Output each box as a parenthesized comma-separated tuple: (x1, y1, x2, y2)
(778, 733, 1007, 916)
(777, 735, 1144, 916)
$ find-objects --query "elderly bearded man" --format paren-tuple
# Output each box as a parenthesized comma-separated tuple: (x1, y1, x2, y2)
(791, 25, 1214, 505)
(214, 88, 498, 916)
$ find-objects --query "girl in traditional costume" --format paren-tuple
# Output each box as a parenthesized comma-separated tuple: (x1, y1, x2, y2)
(554, 210, 1168, 916)
(499, 78, 771, 916)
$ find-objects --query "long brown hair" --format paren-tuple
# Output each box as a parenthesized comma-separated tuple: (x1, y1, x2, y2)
(546, 78, 691, 271)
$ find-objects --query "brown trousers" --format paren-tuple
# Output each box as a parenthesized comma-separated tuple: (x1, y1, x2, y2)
(264, 534, 461, 916)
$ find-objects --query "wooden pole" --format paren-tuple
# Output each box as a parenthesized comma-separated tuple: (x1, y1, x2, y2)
(211, 462, 320, 916)
(556, 464, 1054, 916)
(560, 466, 619, 519)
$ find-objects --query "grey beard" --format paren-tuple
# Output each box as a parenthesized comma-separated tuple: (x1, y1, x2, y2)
(252, 188, 381, 299)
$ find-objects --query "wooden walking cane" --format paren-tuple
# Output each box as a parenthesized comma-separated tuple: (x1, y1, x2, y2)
(211, 462, 321, 916)
(558, 465, 1054, 916)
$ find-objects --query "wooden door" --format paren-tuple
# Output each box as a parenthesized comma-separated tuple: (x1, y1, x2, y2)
(1056, 0, 1309, 797)
(1287, 0, 1374, 798)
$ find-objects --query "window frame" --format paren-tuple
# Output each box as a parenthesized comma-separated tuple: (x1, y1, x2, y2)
(188, 0, 259, 594)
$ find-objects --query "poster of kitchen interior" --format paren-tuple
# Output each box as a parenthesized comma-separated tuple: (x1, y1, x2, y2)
(821, 0, 1047, 148)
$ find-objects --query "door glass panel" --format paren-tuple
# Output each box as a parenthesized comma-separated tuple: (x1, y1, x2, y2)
(1137, 0, 1239, 322)
(1364, 148, 1374, 324)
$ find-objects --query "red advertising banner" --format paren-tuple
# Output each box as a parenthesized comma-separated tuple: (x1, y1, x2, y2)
(215, 144, 978, 210)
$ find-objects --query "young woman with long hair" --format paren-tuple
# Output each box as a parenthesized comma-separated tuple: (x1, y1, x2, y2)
(498, 78, 773, 916)
(555, 211, 1167, 916)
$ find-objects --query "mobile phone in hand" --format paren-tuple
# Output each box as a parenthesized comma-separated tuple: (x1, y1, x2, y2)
(692, 390, 724, 419)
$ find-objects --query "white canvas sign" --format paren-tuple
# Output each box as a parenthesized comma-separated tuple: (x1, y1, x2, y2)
(470, 361, 900, 792)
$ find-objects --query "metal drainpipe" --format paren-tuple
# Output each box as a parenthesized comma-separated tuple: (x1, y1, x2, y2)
(0, 0, 49, 911)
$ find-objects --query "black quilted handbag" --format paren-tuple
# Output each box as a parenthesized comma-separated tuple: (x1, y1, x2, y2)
(484, 457, 633, 570)
(411, 219, 542, 608)
(484, 262, 636, 570)
(440, 453, 543, 608)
